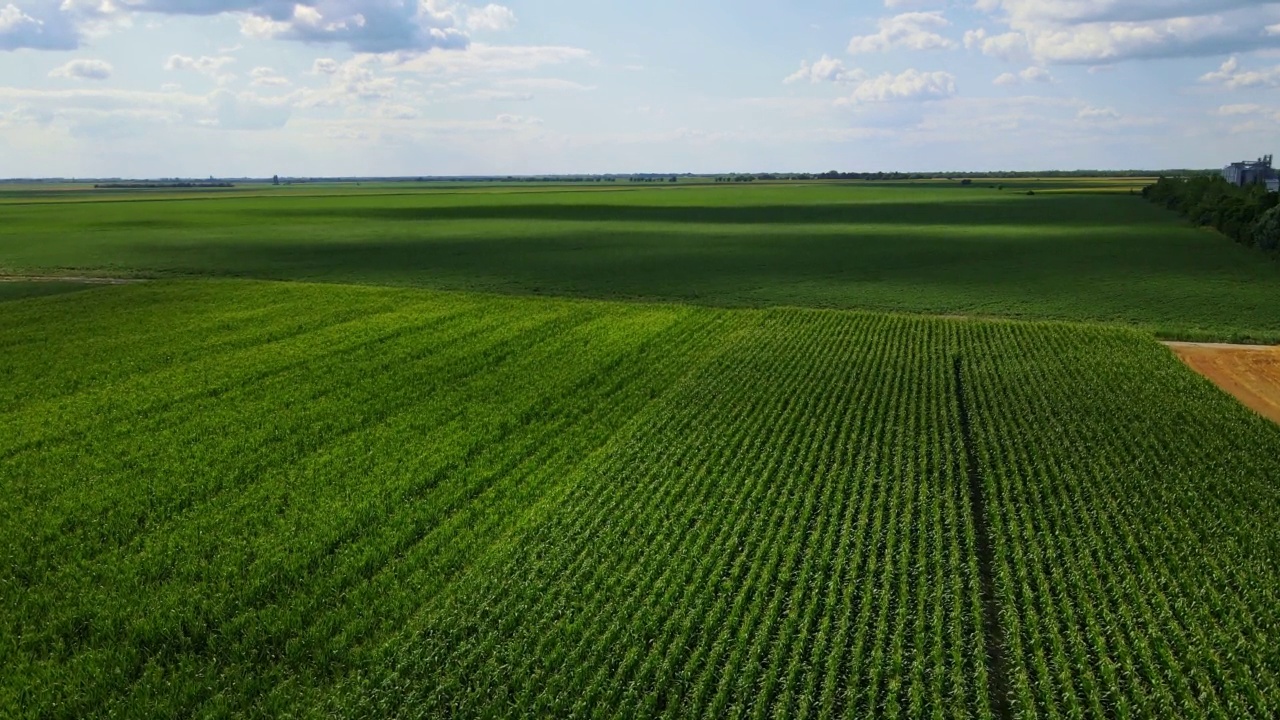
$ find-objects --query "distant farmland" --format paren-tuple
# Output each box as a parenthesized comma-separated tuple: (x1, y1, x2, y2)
(3, 181, 1279, 718)
(3, 179, 1280, 341)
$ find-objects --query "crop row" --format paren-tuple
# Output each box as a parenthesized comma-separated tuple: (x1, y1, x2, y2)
(4, 282, 1280, 718)
(340, 310, 992, 719)
(1, 283, 725, 717)
(960, 322, 1280, 719)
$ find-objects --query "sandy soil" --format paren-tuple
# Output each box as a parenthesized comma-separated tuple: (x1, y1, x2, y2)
(1166, 342, 1280, 425)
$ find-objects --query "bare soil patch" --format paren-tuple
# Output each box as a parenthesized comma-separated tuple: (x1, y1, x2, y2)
(1166, 342, 1280, 425)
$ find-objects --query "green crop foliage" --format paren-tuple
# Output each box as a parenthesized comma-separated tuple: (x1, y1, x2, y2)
(2, 281, 1278, 718)
(0, 282, 94, 302)
(3, 181, 1280, 341)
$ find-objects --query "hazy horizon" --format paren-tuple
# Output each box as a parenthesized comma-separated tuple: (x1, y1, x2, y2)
(2, 0, 1278, 178)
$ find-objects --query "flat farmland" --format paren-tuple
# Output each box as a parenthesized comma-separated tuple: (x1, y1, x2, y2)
(3, 281, 1278, 718)
(4, 182, 1280, 341)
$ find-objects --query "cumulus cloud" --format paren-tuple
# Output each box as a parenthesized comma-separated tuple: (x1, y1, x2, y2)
(313, 56, 396, 101)
(963, 28, 1030, 61)
(838, 68, 956, 104)
(784, 55, 866, 84)
(973, 0, 1280, 65)
(312, 57, 340, 74)
(465, 3, 514, 31)
(1201, 56, 1280, 89)
(848, 11, 956, 54)
(977, 0, 1272, 25)
(993, 66, 1052, 86)
(3, 0, 516, 53)
(165, 54, 236, 83)
(0, 2, 80, 50)
(235, 0, 469, 53)
(250, 66, 289, 86)
(49, 58, 113, 80)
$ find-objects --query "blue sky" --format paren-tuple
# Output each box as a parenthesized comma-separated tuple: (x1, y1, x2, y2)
(2, 0, 1279, 177)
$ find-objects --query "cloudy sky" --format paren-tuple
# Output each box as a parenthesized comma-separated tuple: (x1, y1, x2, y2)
(2, 0, 1279, 177)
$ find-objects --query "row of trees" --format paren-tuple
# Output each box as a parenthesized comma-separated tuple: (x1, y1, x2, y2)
(1143, 176, 1280, 251)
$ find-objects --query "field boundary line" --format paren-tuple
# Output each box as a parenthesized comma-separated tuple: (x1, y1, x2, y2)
(954, 356, 1013, 720)
(0, 275, 147, 285)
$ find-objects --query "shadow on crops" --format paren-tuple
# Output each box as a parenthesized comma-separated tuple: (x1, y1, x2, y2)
(128, 219, 1223, 318)
(245, 195, 1151, 228)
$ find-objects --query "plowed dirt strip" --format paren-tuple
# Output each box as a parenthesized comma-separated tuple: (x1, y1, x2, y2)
(1165, 342, 1280, 425)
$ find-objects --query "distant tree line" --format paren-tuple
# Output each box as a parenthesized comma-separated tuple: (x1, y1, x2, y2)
(1144, 176, 1280, 251)
(93, 182, 234, 189)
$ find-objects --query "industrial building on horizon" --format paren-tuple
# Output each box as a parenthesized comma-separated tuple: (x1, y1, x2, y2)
(1223, 155, 1279, 192)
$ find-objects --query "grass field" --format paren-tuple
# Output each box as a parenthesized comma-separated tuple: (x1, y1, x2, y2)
(3, 180, 1280, 718)
(2, 181, 1279, 341)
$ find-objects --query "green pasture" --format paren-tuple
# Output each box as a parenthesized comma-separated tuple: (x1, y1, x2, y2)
(1, 181, 1275, 341)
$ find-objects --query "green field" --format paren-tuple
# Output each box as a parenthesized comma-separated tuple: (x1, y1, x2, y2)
(3, 181, 1280, 341)
(3, 181, 1280, 718)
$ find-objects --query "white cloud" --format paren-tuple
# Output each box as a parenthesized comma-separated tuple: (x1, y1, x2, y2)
(994, 65, 1052, 85)
(250, 66, 290, 86)
(964, 28, 1031, 61)
(1201, 56, 1280, 89)
(1, 0, 514, 54)
(381, 43, 591, 77)
(848, 11, 956, 54)
(784, 55, 866, 84)
(165, 54, 236, 82)
(465, 4, 515, 32)
(973, 1, 1280, 65)
(305, 56, 396, 103)
(49, 58, 113, 81)
(0, 1, 79, 50)
(978, 1, 1271, 26)
(1077, 105, 1121, 120)
(838, 68, 956, 104)
(0, 3, 35, 32)
(233, 1, 469, 53)
(1216, 103, 1264, 116)
(312, 57, 340, 74)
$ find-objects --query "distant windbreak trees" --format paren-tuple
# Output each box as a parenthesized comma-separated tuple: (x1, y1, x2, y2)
(1144, 176, 1280, 251)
